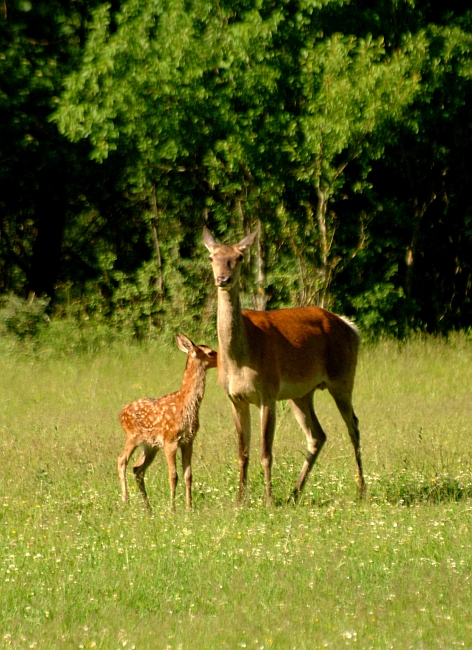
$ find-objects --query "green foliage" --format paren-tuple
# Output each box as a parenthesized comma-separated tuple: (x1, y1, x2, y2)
(351, 283, 409, 337)
(1, 0, 472, 336)
(52, 0, 429, 320)
(0, 294, 50, 340)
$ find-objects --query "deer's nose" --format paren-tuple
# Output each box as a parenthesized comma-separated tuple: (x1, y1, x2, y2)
(216, 275, 232, 286)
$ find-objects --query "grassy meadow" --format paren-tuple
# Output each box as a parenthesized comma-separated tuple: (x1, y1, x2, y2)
(0, 333, 471, 649)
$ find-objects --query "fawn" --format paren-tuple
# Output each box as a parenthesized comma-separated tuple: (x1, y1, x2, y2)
(118, 333, 217, 510)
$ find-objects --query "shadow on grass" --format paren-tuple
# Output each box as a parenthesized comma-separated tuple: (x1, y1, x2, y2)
(384, 476, 471, 505)
(275, 471, 472, 508)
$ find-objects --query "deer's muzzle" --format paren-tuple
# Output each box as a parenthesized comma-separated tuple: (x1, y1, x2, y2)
(216, 275, 232, 287)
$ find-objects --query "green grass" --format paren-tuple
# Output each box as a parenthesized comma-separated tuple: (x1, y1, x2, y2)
(1, 335, 471, 649)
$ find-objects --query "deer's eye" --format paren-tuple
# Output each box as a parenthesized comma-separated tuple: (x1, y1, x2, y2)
(209, 256, 213, 261)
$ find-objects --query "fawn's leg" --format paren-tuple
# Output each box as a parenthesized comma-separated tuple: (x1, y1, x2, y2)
(118, 441, 136, 503)
(164, 442, 179, 511)
(181, 442, 194, 510)
(133, 447, 158, 509)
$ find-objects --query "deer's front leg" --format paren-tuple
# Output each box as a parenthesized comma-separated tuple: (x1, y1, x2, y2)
(260, 401, 276, 507)
(231, 399, 251, 504)
(164, 442, 179, 511)
(181, 442, 193, 510)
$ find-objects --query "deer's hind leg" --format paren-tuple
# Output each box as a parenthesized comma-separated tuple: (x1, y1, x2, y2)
(133, 446, 158, 509)
(290, 390, 327, 501)
(329, 386, 365, 497)
(118, 440, 138, 503)
(260, 401, 277, 507)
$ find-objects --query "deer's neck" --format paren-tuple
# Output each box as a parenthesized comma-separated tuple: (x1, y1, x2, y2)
(179, 362, 207, 427)
(217, 285, 250, 365)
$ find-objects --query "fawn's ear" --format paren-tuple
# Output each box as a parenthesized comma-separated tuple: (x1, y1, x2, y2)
(203, 227, 219, 252)
(175, 333, 194, 354)
(198, 345, 217, 356)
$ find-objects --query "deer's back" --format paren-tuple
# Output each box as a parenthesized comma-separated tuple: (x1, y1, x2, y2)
(120, 393, 186, 446)
(240, 306, 359, 397)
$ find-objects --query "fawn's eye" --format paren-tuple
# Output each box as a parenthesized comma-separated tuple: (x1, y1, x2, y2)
(209, 256, 213, 261)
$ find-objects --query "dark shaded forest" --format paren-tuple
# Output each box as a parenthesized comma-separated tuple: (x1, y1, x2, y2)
(1, 0, 472, 341)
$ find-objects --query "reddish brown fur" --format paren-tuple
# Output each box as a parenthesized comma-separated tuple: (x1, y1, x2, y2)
(203, 227, 365, 504)
(117, 334, 217, 510)
(240, 307, 359, 390)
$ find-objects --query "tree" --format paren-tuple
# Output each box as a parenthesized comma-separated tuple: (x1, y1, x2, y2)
(364, 18, 472, 333)
(0, 0, 106, 299)
(271, 28, 424, 308)
(2, 0, 470, 337)
(54, 0, 424, 314)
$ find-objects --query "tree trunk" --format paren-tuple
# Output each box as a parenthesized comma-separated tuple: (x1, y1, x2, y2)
(150, 184, 164, 302)
(254, 219, 267, 310)
(314, 185, 330, 309)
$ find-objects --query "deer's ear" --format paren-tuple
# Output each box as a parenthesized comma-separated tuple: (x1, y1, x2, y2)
(175, 333, 194, 353)
(203, 227, 218, 252)
(235, 228, 258, 252)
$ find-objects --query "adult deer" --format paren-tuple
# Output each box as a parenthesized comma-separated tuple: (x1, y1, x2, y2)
(118, 333, 217, 510)
(203, 227, 365, 505)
